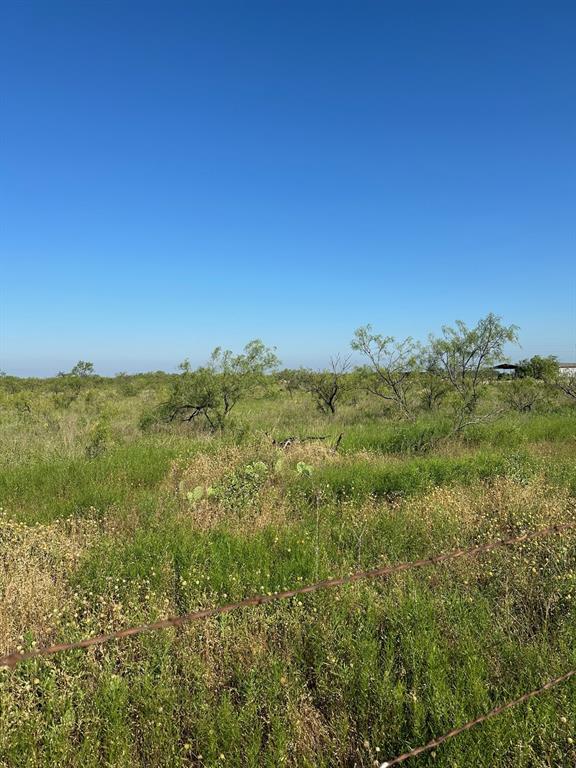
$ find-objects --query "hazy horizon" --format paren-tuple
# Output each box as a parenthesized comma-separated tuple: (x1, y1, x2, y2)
(3, 334, 573, 379)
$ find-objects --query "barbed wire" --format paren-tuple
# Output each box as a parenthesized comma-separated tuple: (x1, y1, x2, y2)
(380, 669, 576, 766)
(1, 520, 574, 669)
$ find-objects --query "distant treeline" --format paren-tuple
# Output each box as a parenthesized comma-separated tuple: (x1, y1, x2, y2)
(2, 314, 574, 438)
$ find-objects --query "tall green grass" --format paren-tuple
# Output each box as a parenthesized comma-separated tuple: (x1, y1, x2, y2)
(0, 439, 197, 523)
(340, 412, 576, 455)
(302, 452, 518, 501)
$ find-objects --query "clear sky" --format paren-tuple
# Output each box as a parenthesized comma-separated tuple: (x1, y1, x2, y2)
(1, 1, 575, 376)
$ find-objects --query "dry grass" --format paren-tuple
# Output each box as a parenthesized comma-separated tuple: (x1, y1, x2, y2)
(0, 511, 100, 655)
(166, 440, 343, 532)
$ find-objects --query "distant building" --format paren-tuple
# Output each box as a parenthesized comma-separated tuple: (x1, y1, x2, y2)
(493, 362, 576, 377)
(492, 363, 518, 375)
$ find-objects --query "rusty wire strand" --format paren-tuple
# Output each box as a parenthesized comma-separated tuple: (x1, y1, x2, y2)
(1, 521, 574, 669)
(380, 669, 576, 766)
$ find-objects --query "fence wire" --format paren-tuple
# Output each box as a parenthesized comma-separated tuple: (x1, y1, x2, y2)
(380, 669, 576, 766)
(1, 520, 574, 669)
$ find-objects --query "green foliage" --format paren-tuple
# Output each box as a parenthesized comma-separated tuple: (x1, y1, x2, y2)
(52, 390, 78, 409)
(212, 460, 270, 513)
(501, 377, 547, 413)
(515, 355, 559, 381)
(186, 485, 206, 503)
(428, 313, 520, 434)
(85, 417, 111, 458)
(275, 368, 304, 398)
(418, 369, 450, 411)
(299, 356, 350, 415)
(558, 373, 576, 402)
(13, 395, 32, 415)
(351, 326, 421, 417)
(69, 360, 95, 377)
(114, 372, 138, 396)
(138, 409, 158, 432)
(162, 340, 280, 431)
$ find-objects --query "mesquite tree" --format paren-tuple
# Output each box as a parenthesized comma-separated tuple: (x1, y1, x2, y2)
(300, 355, 351, 415)
(515, 355, 559, 381)
(351, 326, 421, 418)
(165, 340, 279, 431)
(501, 378, 544, 413)
(558, 374, 576, 402)
(418, 351, 451, 412)
(429, 313, 519, 429)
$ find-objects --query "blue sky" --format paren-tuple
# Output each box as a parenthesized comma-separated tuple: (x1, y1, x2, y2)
(1, 0, 574, 375)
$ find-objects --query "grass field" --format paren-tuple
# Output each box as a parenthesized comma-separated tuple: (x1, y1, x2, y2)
(1, 378, 576, 767)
